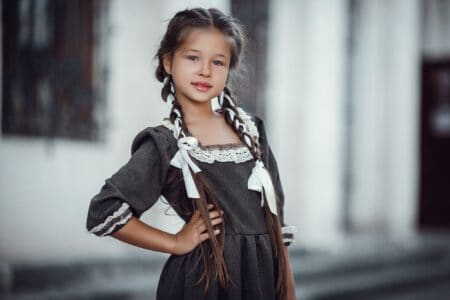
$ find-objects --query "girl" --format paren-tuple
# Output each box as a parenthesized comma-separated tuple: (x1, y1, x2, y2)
(86, 7, 297, 300)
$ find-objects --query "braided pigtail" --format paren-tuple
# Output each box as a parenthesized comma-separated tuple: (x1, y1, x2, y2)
(220, 87, 261, 159)
(162, 77, 230, 293)
(219, 87, 288, 300)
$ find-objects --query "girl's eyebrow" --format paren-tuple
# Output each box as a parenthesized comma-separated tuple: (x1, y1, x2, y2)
(184, 49, 227, 58)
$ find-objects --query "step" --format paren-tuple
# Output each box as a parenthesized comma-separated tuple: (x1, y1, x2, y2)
(2, 240, 450, 300)
(292, 240, 450, 300)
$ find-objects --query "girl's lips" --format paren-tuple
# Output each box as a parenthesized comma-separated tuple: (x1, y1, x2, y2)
(191, 82, 212, 92)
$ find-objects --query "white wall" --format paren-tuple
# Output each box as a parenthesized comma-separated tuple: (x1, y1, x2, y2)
(0, 0, 161, 262)
(0, 0, 230, 263)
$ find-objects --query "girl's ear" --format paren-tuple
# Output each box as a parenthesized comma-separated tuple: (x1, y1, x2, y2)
(162, 54, 172, 75)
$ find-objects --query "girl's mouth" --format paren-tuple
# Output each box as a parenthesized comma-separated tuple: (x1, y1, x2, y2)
(191, 82, 212, 92)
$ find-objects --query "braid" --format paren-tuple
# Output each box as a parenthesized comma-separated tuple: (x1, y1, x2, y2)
(161, 77, 230, 293)
(162, 77, 188, 139)
(219, 86, 288, 299)
(169, 101, 187, 139)
(220, 87, 261, 160)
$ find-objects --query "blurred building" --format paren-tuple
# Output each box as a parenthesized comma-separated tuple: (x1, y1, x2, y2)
(0, 0, 449, 299)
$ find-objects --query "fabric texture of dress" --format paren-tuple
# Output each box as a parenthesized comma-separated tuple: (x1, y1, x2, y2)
(85, 113, 293, 300)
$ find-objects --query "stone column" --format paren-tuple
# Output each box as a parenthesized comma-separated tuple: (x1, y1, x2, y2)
(266, 0, 348, 250)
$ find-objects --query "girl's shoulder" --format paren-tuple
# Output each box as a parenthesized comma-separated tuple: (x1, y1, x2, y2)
(130, 123, 177, 156)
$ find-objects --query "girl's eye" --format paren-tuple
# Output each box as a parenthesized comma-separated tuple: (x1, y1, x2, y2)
(186, 55, 199, 61)
(213, 60, 225, 66)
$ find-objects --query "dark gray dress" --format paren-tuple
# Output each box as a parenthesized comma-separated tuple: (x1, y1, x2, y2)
(85, 115, 289, 300)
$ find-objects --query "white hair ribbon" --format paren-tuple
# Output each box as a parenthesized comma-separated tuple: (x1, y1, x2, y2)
(210, 96, 221, 112)
(166, 93, 175, 110)
(173, 118, 183, 139)
(248, 160, 278, 216)
(218, 91, 225, 106)
(223, 93, 234, 106)
(164, 76, 176, 111)
(170, 136, 201, 198)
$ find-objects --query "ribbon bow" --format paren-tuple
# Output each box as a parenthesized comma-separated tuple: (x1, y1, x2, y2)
(170, 137, 201, 198)
(248, 160, 278, 216)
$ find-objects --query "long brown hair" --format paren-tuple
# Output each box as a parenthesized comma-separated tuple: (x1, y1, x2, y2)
(154, 8, 288, 300)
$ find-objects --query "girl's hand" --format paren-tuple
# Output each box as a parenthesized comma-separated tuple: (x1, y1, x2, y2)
(172, 204, 223, 255)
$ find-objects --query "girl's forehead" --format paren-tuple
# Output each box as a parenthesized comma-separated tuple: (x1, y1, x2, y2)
(177, 27, 232, 57)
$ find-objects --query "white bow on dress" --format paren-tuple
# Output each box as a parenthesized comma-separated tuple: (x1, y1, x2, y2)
(170, 136, 201, 198)
(248, 160, 278, 216)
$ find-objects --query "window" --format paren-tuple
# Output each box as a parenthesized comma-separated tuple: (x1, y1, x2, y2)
(2, 0, 109, 140)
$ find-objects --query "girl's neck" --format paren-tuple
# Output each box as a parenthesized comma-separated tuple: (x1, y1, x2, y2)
(178, 99, 221, 125)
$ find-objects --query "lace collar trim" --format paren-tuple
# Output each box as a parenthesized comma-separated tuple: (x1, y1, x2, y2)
(161, 109, 259, 164)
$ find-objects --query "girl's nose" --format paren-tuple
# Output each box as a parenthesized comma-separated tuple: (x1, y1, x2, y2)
(199, 61, 211, 77)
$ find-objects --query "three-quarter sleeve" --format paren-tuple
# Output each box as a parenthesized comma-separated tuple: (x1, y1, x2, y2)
(85, 127, 172, 237)
(253, 116, 297, 246)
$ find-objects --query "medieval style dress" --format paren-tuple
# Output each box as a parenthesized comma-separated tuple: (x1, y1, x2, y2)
(85, 111, 296, 300)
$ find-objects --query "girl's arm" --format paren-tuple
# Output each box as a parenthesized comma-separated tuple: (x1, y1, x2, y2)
(111, 216, 177, 254)
(111, 204, 222, 255)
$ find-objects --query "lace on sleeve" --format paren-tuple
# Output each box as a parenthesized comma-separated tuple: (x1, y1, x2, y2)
(85, 127, 171, 237)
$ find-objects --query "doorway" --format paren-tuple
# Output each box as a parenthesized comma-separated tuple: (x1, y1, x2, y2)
(418, 60, 450, 231)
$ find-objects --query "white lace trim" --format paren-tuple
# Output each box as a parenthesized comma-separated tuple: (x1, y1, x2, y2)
(283, 237, 295, 245)
(281, 225, 298, 235)
(102, 211, 133, 236)
(281, 225, 297, 245)
(89, 202, 130, 234)
(189, 145, 253, 164)
(161, 108, 259, 164)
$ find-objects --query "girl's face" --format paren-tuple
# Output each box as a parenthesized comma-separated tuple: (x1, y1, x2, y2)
(163, 27, 232, 106)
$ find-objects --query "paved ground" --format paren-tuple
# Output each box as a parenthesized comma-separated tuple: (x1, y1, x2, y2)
(1, 231, 450, 300)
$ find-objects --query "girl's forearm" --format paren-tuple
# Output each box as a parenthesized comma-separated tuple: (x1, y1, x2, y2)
(111, 216, 176, 254)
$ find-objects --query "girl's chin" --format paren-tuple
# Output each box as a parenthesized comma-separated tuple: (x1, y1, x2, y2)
(178, 98, 211, 105)
(185, 94, 215, 104)
(191, 99, 213, 104)
(177, 90, 219, 104)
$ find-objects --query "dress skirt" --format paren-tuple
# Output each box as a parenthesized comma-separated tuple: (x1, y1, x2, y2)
(156, 233, 277, 300)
